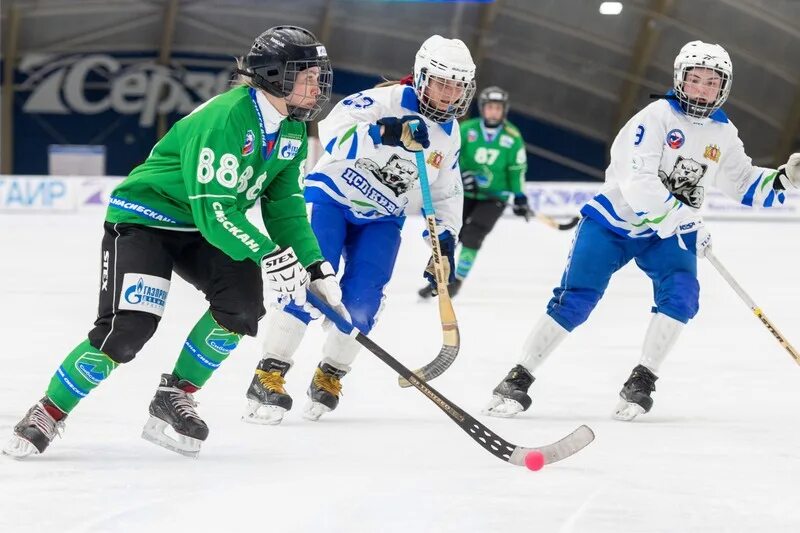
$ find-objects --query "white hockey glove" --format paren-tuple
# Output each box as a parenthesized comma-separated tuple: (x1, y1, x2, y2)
(675, 218, 712, 258)
(262, 247, 309, 305)
(304, 261, 350, 327)
(777, 152, 800, 189)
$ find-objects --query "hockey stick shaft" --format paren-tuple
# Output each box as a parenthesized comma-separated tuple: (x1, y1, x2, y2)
(396, 122, 460, 387)
(307, 291, 594, 466)
(412, 122, 448, 283)
(535, 212, 581, 231)
(706, 249, 800, 365)
(525, 208, 580, 231)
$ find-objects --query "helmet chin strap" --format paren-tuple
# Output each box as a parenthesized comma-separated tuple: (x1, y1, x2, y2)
(286, 104, 313, 121)
(234, 68, 285, 99)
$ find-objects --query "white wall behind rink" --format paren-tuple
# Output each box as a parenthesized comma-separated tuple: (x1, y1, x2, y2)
(2, 174, 800, 222)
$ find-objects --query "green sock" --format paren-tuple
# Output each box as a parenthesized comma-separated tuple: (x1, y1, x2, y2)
(46, 338, 119, 413)
(173, 310, 242, 387)
(455, 247, 478, 280)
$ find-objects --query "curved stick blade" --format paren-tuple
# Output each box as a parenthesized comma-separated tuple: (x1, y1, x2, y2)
(508, 425, 595, 466)
(398, 339, 459, 388)
(557, 216, 581, 230)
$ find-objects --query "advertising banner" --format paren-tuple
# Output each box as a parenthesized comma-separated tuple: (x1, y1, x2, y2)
(2, 176, 799, 222)
(0, 176, 77, 212)
(521, 182, 800, 221)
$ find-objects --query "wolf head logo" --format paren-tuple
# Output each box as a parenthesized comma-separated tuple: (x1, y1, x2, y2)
(355, 154, 419, 195)
(659, 156, 707, 208)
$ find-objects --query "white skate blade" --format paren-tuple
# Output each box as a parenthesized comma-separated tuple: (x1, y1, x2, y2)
(482, 396, 525, 418)
(302, 400, 331, 421)
(242, 400, 287, 426)
(2, 435, 39, 459)
(613, 398, 646, 421)
(141, 415, 203, 458)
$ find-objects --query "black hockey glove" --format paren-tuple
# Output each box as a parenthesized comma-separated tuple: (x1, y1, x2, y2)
(461, 171, 480, 194)
(512, 194, 530, 218)
(377, 115, 430, 152)
(423, 232, 456, 290)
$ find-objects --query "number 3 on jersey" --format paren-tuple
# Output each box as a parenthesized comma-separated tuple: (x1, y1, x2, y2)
(634, 125, 645, 146)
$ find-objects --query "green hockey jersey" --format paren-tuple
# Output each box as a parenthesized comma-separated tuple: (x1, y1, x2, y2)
(106, 85, 322, 267)
(459, 118, 528, 201)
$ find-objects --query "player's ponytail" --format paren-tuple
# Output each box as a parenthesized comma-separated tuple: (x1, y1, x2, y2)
(232, 57, 260, 89)
(374, 74, 414, 88)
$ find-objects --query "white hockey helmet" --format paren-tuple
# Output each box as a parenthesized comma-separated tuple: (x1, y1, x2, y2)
(673, 40, 733, 119)
(413, 35, 476, 123)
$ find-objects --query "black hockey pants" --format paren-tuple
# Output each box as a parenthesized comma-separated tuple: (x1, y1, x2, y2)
(459, 198, 507, 250)
(88, 222, 265, 364)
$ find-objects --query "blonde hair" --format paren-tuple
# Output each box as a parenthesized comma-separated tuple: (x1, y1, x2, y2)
(233, 57, 259, 89)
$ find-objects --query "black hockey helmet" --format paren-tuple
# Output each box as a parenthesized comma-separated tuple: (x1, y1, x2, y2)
(240, 26, 332, 121)
(478, 86, 509, 127)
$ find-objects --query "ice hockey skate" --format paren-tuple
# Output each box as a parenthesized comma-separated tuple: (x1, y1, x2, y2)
(3, 399, 66, 459)
(483, 365, 534, 418)
(613, 365, 658, 421)
(303, 362, 347, 421)
(417, 278, 462, 299)
(243, 358, 293, 425)
(141, 373, 208, 458)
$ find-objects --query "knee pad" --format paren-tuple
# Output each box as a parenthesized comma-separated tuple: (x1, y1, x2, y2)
(89, 311, 158, 364)
(546, 287, 603, 332)
(460, 218, 496, 249)
(348, 302, 376, 334)
(211, 300, 265, 337)
(460, 223, 491, 249)
(460, 202, 504, 249)
(654, 271, 699, 323)
(345, 294, 386, 334)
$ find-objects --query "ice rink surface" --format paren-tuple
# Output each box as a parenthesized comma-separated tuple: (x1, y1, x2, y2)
(1, 210, 799, 532)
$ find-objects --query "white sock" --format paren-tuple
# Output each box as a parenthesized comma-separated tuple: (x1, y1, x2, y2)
(639, 313, 684, 374)
(321, 329, 360, 373)
(517, 314, 569, 374)
(260, 305, 308, 365)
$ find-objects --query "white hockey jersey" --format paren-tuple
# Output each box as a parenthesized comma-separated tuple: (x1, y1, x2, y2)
(304, 84, 463, 236)
(582, 93, 784, 238)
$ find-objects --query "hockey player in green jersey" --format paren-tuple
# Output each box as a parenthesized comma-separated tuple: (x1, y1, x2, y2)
(419, 86, 529, 298)
(4, 26, 342, 459)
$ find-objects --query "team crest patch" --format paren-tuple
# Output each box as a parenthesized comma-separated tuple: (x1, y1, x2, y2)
(278, 137, 301, 160)
(500, 135, 514, 148)
(427, 150, 444, 169)
(118, 273, 170, 317)
(666, 129, 685, 149)
(467, 129, 478, 142)
(242, 130, 255, 156)
(205, 328, 240, 355)
(703, 144, 721, 163)
(75, 352, 116, 385)
(354, 154, 418, 196)
(658, 156, 707, 208)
